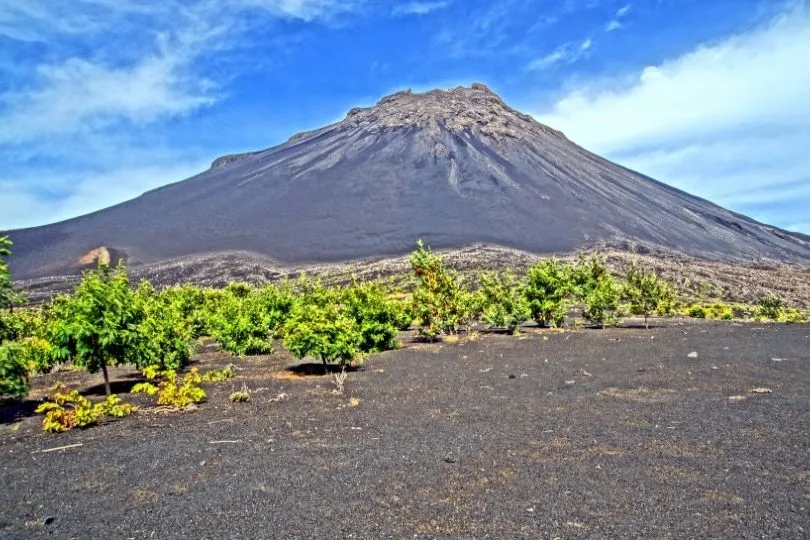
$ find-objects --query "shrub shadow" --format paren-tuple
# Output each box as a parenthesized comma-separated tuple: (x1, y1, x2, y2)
(83, 373, 145, 396)
(0, 400, 40, 424)
(287, 363, 362, 376)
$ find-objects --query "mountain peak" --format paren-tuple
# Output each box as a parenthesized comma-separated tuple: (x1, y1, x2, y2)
(342, 83, 565, 141)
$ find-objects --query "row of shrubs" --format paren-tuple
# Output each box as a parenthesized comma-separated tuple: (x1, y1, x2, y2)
(0, 239, 803, 403)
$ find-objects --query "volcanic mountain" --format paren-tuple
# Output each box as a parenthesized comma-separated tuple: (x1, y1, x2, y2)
(7, 83, 810, 279)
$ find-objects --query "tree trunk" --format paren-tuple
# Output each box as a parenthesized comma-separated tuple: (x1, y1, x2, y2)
(102, 364, 111, 396)
(644, 314, 649, 330)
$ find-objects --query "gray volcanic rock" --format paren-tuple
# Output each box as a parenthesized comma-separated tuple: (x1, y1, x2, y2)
(7, 84, 810, 279)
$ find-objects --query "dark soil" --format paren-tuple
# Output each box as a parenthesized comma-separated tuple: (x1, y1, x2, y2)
(1, 320, 808, 539)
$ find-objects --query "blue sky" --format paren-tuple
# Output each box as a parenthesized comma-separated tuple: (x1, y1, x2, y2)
(1, 0, 808, 233)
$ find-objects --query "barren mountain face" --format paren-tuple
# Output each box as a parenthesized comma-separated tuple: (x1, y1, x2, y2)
(7, 84, 810, 279)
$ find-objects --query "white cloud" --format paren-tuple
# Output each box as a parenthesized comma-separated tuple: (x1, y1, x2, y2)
(393, 1, 450, 16)
(0, 0, 356, 229)
(534, 7, 810, 233)
(527, 38, 593, 70)
(0, 55, 215, 145)
(605, 3, 631, 32)
(0, 161, 210, 230)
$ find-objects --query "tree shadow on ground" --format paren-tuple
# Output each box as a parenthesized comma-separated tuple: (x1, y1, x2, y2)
(287, 363, 362, 376)
(0, 400, 40, 425)
(83, 373, 144, 396)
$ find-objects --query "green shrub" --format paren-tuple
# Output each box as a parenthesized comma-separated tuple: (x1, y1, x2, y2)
(158, 284, 215, 338)
(283, 282, 362, 367)
(253, 283, 298, 338)
(524, 259, 573, 327)
(208, 291, 274, 356)
(623, 264, 677, 329)
(132, 367, 206, 408)
(477, 270, 530, 334)
(758, 294, 784, 320)
(0, 235, 26, 313)
(582, 274, 620, 328)
(342, 281, 403, 352)
(133, 281, 195, 371)
(46, 263, 146, 395)
(0, 343, 29, 401)
(688, 305, 707, 318)
(409, 240, 469, 339)
(36, 390, 133, 433)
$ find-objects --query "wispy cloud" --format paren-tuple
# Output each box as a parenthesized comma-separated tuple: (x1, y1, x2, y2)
(0, 0, 359, 229)
(605, 3, 631, 32)
(534, 6, 810, 233)
(393, 1, 450, 16)
(527, 38, 593, 70)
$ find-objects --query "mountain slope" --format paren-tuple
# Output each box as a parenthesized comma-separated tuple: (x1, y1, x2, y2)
(7, 83, 810, 279)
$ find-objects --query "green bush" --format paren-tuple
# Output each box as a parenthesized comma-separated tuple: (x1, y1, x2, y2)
(524, 259, 573, 327)
(253, 283, 298, 338)
(36, 391, 133, 433)
(132, 281, 196, 371)
(582, 274, 620, 328)
(477, 270, 530, 334)
(409, 240, 470, 339)
(758, 294, 784, 320)
(0, 343, 29, 401)
(623, 264, 677, 329)
(688, 305, 707, 318)
(46, 263, 146, 395)
(0, 235, 26, 312)
(157, 284, 215, 338)
(283, 282, 362, 367)
(342, 281, 403, 352)
(207, 291, 274, 356)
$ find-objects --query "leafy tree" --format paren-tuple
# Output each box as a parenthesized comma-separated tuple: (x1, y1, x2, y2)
(582, 275, 620, 328)
(477, 270, 530, 334)
(207, 291, 274, 356)
(253, 282, 298, 338)
(132, 281, 195, 371)
(0, 235, 26, 313)
(623, 264, 677, 329)
(283, 282, 362, 368)
(342, 280, 404, 352)
(0, 343, 29, 401)
(409, 240, 468, 339)
(524, 259, 574, 327)
(47, 263, 144, 395)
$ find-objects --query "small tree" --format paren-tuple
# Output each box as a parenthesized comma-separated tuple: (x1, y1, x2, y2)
(47, 263, 143, 395)
(524, 259, 574, 327)
(623, 264, 676, 329)
(582, 275, 620, 328)
(0, 236, 26, 313)
(132, 281, 195, 370)
(342, 280, 403, 353)
(477, 270, 531, 334)
(0, 343, 29, 401)
(283, 282, 362, 368)
(409, 240, 468, 339)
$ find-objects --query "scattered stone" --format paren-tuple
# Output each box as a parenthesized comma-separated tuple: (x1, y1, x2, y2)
(565, 380, 576, 385)
(42, 516, 54, 526)
(728, 395, 746, 402)
(508, 374, 517, 379)
(771, 358, 784, 362)
(444, 452, 458, 464)
(751, 387, 773, 394)
(687, 352, 699, 358)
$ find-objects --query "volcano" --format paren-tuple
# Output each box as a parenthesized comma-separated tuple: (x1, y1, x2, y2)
(7, 83, 810, 279)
